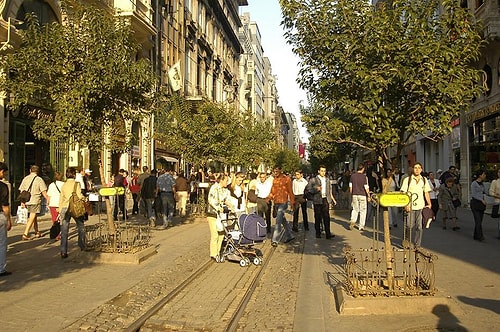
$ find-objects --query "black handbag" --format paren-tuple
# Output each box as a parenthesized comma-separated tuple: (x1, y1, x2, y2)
(492, 204, 499, 218)
(50, 222, 61, 239)
(452, 199, 461, 208)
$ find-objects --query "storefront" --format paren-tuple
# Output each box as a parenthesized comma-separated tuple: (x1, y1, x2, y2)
(467, 103, 500, 179)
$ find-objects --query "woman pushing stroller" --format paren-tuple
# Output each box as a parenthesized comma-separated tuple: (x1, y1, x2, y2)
(207, 173, 232, 262)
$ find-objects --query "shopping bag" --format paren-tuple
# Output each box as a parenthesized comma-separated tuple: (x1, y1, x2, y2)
(16, 205, 28, 224)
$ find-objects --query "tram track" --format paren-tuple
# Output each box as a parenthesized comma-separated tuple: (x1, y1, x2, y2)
(126, 241, 276, 332)
(61, 218, 306, 332)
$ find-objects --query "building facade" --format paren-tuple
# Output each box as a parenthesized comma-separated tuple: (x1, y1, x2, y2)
(0, 0, 297, 207)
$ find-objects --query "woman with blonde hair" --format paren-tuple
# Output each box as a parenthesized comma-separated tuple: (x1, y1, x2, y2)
(228, 171, 247, 218)
(207, 173, 231, 262)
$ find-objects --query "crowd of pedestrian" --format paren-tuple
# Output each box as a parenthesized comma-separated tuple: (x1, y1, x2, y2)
(1, 161, 499, 276)
(335, 162, 500, 248)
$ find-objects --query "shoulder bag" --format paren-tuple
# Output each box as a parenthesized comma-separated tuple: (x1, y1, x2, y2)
(69, 182, 87, 218)
(18, 176, 37, 203)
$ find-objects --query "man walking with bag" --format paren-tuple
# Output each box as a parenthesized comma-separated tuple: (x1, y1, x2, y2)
(19, 165, 49, 240)
(400, 162, 432, 247)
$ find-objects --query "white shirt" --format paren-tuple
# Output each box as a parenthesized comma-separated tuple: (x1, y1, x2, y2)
(75, 173, 85, 189)
(319, 175, 327, 198)
(47, 180, 65, 207)
(427, 178, 440, 200)
(256, 177, 273, 198)
(293, 177, 308, 195)
(401, 175, 431, 210)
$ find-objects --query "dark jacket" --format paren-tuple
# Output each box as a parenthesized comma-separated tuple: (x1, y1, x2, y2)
(140, 175, 157, 199)
(306, 176, 333, 205)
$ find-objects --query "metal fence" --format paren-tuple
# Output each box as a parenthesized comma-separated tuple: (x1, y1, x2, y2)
(343, 246, 438, 297)
(84, 222, 152, 254)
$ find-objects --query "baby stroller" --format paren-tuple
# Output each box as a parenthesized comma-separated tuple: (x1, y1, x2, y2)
(219, 212, 267, 267)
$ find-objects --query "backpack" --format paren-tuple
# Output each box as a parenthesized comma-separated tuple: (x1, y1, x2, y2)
(304, 177, 319, 200)
(69, 183, 86, 218)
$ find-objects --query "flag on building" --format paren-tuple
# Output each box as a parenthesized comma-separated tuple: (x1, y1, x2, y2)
(168, 61, 182, 91)
(299, 143, 305, 159)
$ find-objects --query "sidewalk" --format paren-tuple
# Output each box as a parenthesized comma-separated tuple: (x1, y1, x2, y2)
(1, 207, 499, 331)
(295, 206, 500, 331)
(0, 212, 209, 331)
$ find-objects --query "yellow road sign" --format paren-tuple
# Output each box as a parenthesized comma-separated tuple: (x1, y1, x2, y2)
(379, 192, 410, 207)
(98, 187, 125, 196)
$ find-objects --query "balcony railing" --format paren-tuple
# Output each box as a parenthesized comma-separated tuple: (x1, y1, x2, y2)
(106, 0, 154, 27)
(475, 0, 500, 40)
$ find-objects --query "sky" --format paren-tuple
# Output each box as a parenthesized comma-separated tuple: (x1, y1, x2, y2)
(240, 0, 309, 143)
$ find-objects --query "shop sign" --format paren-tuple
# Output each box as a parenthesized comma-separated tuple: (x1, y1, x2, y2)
(466, 102, 500, 124)
(378, 192, 411, 207)
(99, 187, 125, 196)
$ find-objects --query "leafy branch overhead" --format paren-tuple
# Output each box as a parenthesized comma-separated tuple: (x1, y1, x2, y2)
(281, 0, 484, 164)
(154, 94, 276, 167)
(0, 1, 157, 152)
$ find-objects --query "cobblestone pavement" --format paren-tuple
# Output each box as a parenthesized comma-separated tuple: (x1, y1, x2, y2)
(236, 230, 305, 332)
(1, 206, 499, 331)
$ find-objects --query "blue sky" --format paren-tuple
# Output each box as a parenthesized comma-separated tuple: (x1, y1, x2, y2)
(240, 0, 309, 142)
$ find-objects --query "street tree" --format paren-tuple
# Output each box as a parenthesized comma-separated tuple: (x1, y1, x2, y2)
(155, 94, 276, 170)
(281, 0, 483, 166)
(300, 101, 357, 171)
(280, 0, 484, 289)
(270, 146, 302, 174)
(0, 1, 157, 233)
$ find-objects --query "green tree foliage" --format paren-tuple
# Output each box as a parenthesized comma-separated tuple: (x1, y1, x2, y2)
(0, 1, 157, 152)
(154, 94, 276, 168)
(280, 0, 484, 167)
(270, 146, 302, 174)
(300, 100, 356, 171)
(0, 1, 157, 232)
(280, 0, 484, 290)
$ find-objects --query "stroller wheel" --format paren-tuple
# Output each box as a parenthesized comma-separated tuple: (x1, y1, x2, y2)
(216, 255, 224, 263)
(239, 259, 247, 267)
(253, 257, 262, 265)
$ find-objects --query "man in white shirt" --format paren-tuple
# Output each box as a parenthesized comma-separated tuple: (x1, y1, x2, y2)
(256, 172, 273, 233)
(292, 169, 309, 231)
(400, 162, 432, 247)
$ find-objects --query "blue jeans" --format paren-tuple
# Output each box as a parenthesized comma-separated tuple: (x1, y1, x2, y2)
(143, 198, 155, 220)
(160, 192, 175, 224)
(272, 203, 293, 243)
(0, 214, 7, 273)
(60, 207, 86, 254)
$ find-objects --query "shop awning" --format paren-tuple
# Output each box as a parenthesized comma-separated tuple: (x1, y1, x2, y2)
(158, 156, 179, 163)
